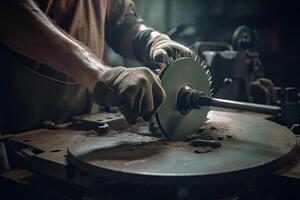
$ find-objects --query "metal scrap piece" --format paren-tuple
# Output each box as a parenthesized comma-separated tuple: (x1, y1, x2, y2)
(190, 139, 221, 149)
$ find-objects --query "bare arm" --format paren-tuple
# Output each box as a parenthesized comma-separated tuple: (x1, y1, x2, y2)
(0, 0, 109, 91)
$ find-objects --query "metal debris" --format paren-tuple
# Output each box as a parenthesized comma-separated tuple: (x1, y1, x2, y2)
(217, 136, 224, 141)
(194, 147, 212, 153)
(226, 134, 232, 139)
(190, 139, 221, 149)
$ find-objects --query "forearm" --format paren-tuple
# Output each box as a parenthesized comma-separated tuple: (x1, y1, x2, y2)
(0, 0, 109, 91)
(119, 23, 160, 60)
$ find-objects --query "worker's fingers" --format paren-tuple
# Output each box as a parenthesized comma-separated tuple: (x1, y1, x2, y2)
(157, 40, 196, 57)
(152, 80, 166, 112)
(152, 48, 169, 64)
(120, 107, 137, 124)
(140, 82, 165, 121)
(93, 67, 127, 107)
(141, 86, 154, 121)
(93, 66, 165, 124)
(121, 88, 144, 124)
(152, 71, 162, 84)
(103, 86, 124, 106)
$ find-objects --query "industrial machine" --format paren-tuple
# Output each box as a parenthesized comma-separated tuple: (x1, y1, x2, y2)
(1, 57, 300, 199)
(171, 25, 274, 104)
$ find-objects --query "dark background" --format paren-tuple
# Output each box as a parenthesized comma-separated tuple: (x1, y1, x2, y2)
(128, 0, 300, 88)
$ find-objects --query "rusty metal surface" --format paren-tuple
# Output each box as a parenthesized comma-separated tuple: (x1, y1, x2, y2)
(275, 135, 300, 179)
(6, 112, 128, 180)
(7, 127, 83, 180)
(68, 110, 297, 185)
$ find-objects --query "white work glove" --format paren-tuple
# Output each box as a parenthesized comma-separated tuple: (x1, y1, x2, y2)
(92, 66, 166, 124)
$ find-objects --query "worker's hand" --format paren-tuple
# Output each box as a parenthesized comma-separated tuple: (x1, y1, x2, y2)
(92, 67, 166, 124)
(147, 34, 197, 68)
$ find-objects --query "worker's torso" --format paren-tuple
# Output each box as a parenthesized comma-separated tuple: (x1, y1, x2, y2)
(0, 0, 109, 133)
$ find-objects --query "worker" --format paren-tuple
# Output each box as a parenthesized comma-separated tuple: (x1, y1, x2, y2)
(0, 0, 196, 134)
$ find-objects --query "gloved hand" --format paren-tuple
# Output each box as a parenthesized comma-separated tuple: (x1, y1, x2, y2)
(146, 33, 197, 68)
(92, 66, 166, 124)
(133, 29, 197, 69)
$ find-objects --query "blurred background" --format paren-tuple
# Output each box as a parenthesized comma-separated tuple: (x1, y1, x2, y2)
(106, 0, 300, 89)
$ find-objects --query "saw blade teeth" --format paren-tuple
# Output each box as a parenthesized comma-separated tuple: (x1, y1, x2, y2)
(201, 60, 206, 66)
(166, 54, 215, 96)
(198, 56, 214, 96)
(205, 70, 210, 76)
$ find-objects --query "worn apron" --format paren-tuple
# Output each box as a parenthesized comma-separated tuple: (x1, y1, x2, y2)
(0, 48, 92, 134)
(0, 0, 108, 133)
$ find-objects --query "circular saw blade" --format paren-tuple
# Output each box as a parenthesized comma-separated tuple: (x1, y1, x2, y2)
(156, 57, 212, 140)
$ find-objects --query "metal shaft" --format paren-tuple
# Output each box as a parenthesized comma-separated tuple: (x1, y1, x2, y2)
(178, 86, 282, 115)
(207, 97, 281, 115)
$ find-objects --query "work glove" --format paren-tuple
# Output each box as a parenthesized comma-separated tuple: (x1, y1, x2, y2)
(92, 66, 166, 124)
(146, 33, 197, 69)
